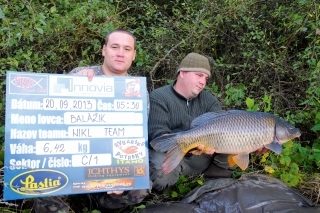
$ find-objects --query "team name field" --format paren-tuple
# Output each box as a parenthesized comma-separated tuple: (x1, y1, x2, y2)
(10, 129, 67, 139)
(68, 126, 143, 138)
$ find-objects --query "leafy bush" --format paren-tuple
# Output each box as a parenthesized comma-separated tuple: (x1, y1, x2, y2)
(1, 0, 320, 210)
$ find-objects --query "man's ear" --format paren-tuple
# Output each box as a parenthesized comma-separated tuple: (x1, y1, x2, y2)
(102, 45, 107, 56)
(179, 71, 185, 78)
(132, 50, 136, 61)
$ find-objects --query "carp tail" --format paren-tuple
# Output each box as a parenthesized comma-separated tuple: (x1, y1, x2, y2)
(150, 133, 179, 152)
(162, 145, 185, 174)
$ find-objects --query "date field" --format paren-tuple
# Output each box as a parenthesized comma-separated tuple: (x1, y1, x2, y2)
(43, 98, 96, 111)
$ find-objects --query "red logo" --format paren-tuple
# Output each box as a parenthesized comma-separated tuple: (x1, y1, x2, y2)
(11, 75, 43, 89)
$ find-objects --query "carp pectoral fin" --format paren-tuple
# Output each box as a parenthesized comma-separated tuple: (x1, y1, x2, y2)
(231, 154, 249, 170)
(162, 146, 186, 174)
(228, 155, 237, 167)
(264, 141, 282, 154)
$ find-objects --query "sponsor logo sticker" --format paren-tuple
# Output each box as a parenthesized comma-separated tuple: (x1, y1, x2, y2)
(10, 170, 68, 195)
(9, 73, 48, 95)
(49, 76, 114, 97)
(72, 178, 134, 192)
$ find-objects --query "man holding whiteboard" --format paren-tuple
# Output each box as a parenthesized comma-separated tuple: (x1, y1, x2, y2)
(33, 29, 150, 212)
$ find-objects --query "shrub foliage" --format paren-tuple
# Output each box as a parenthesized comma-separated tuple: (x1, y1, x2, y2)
(0, 0, 320, 210)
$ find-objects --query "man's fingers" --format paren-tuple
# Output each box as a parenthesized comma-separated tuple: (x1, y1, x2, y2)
(196, 145, 215, 155)
(74, 69, 95, 82)
(87, 70, 94, 81)
(197, 145, 205, 150)
(107, 190, 124, 195)
(256, 147, 269, 155)
(204, 149, 215, 155)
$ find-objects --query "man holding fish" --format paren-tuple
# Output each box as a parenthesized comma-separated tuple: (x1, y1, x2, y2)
(148, 52, 237, 191)
(148, 52, 300, 191)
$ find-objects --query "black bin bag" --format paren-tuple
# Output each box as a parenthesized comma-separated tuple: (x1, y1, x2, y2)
(138, 174, 320, 213)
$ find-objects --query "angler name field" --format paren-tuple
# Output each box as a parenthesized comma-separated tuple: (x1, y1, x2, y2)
(10, 112, 143, 125)
(64, 112, 143, 124)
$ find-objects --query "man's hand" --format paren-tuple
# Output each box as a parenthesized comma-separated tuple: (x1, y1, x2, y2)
(107, 191, 124, 195)
(189, 145, 216, 155)
(255, 147, 269, 155)
(161, 133, 216, 155)
(74, 69, 95, 81)
(197, 145, 216, 155)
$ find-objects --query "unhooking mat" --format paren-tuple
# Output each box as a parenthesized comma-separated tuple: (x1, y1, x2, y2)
(138, 174, 320, 213)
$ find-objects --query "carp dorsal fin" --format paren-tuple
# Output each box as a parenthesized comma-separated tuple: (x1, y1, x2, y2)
(191, 110, 227, 127)
(264, 141, 282, 154)
(191, 110, 245, 128)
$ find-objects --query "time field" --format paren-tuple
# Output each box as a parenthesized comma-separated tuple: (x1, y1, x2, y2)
(43, 98, 96, 111)
(114, 99, 142, 111)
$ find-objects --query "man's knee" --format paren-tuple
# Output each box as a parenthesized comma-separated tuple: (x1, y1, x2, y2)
(181, 154, 212, 175)
(150, 164, 181, 191)
(203, 154, 237, 179)
(149, 150, 186, 190)
(95, 188, 150, 209)
(149, 150, 165, 170)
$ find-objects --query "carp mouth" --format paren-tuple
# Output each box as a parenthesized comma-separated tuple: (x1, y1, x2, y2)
(277, 128, 301, 144)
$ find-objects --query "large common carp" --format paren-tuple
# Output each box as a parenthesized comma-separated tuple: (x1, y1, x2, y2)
(150, 110, 301, 174)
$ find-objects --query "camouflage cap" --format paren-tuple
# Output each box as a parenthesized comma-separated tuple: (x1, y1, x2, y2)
(177, 53, 211, 77)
